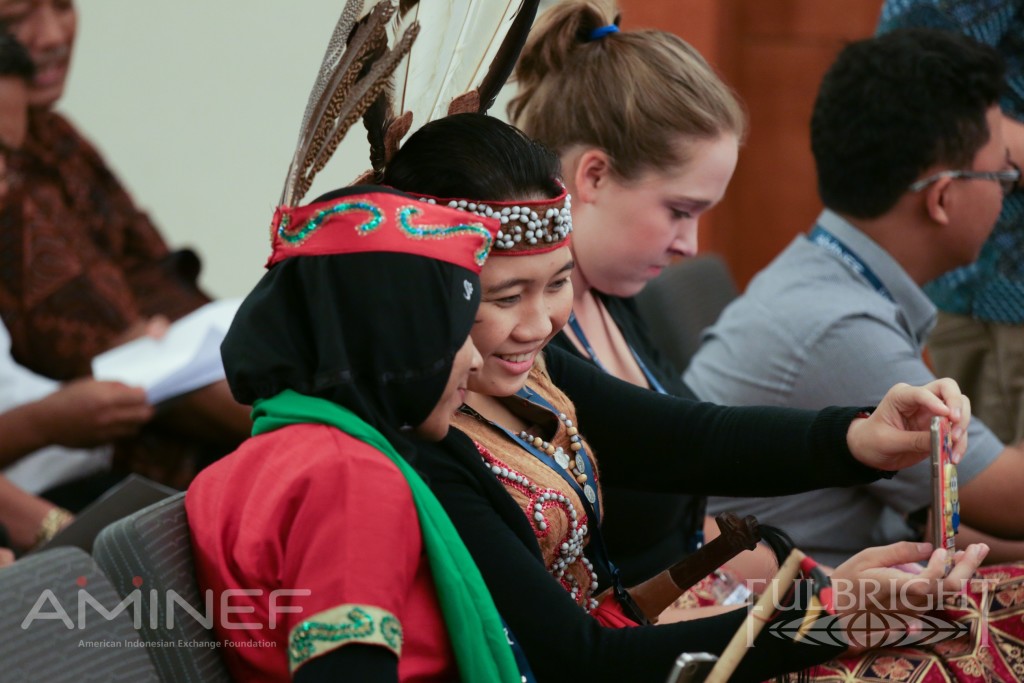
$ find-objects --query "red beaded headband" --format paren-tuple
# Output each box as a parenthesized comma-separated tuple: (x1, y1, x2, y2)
(267, 187, 498, 273)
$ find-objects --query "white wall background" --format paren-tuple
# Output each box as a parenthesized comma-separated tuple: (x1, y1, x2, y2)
(59, 3, 545, 298)
(60, 2, 404, 298)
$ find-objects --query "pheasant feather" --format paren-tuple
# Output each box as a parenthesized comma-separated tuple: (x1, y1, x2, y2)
(279, 0, 540, 209)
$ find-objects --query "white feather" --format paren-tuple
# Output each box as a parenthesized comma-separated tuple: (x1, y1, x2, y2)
(391, 0, 534, 145)
(464, 2, 529, 93)
(436, 1, 525, 119)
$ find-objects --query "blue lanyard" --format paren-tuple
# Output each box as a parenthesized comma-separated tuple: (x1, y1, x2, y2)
(463, 393, 650, 624)
(461, 398, 603, 526)
(566, 311, 669, 395)
(567, 311, 706, 551)
(808, 225, 895, 303)
(504, 385, 603, 524)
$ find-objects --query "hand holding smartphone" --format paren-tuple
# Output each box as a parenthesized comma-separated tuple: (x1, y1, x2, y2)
(930, 416, 960, 575)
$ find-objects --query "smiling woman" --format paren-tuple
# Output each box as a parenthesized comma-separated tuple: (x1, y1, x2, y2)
(381, 111, 986, 683)
(469, 250, 574, 400)
(0, 0, 75, 107)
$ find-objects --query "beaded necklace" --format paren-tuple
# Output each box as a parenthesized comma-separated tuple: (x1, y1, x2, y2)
(474, 439, 600, 610)
(460, 386, 648, 623)
(517, 409, 597, 506)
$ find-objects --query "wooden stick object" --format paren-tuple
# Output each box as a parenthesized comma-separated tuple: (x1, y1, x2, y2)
(703, 549, 806, 683)
(630, 513, 761, 621)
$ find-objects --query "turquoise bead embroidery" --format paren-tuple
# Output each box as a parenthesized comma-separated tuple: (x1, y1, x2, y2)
(398, 206, 492, 266)
(289, 605, 403, 669)
(278, 201, 384, 244)
(380, 615, 403, 651)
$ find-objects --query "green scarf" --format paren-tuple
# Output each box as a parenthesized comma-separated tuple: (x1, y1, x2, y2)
(252, 390, 522, 682)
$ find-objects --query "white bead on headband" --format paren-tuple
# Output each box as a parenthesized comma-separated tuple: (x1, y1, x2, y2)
(413, 184, 573, 256)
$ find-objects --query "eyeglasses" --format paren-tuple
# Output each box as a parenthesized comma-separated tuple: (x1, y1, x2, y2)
(908, 161, 1021, 197)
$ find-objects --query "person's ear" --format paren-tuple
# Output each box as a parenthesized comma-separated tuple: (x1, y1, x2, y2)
(573, 148, 613, 205)
(923, 176, 953, 226)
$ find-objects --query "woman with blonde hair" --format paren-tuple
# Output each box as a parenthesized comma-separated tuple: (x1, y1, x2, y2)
(510, 0, 751, 586)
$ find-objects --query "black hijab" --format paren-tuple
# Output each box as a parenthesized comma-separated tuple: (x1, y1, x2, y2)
(221, 187, 482, 459)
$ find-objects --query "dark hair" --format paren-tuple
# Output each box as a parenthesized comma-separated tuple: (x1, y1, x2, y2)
(811, 28, 1005, 219)
(0, 31, 33, 80)
(381, 113, 562, 202)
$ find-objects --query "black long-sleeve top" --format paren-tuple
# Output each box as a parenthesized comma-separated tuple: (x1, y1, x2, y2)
(416, 346, 881, 682)
(549, 295, 706, 584)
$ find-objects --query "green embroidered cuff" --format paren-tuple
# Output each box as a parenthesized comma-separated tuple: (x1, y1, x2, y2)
(289, 604, 403, 673)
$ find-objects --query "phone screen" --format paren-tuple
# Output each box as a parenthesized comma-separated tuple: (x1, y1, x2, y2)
(930, 416, 959, 574)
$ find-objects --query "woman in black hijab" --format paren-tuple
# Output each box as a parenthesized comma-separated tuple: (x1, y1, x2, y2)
(185, 186, 526, 683)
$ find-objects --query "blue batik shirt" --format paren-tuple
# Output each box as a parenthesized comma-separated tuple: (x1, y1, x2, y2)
(879, 0, 1024, 323)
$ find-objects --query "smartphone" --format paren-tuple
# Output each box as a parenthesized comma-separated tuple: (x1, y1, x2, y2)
(930, 416, 959, 575)
(665, 652, 718, 683)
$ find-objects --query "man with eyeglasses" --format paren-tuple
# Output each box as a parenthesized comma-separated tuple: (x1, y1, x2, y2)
(684, 28, 1024, 567)
(878, 1, 1024, 451)
(907, 165, 1020, 197)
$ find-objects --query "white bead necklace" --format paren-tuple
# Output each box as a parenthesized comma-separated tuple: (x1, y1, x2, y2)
(478, 443, 600, 611)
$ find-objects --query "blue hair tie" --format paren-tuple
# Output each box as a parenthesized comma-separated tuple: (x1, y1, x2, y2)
(588, 24, 619, 41)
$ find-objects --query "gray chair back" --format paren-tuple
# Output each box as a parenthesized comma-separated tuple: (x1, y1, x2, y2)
(634, 254, 739, 372)
(93, 492, 231, 683)
(0, 546, 160, 682)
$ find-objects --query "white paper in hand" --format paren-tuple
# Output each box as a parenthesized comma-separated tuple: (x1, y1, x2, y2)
(91, 298, 242, 404)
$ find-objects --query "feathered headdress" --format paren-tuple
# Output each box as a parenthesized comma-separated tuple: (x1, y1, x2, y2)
(278, 0, 540, 210)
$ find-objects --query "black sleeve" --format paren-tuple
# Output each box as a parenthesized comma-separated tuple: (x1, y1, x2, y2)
(543, 344, 885, 496)
(418, 434, 846, 683)
(552, 303, 706, 587)
(292, 644, 397, 683)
